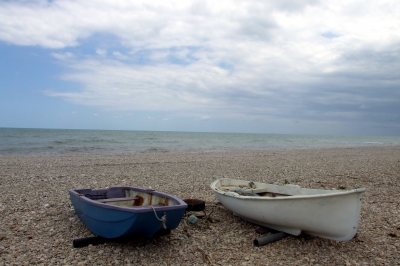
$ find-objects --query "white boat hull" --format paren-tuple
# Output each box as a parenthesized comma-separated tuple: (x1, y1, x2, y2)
(210, 178, 365, 241)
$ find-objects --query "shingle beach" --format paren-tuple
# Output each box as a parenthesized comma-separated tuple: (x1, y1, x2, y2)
(1, 146, 399, 265)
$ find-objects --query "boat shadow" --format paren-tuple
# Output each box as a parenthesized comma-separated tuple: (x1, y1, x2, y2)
(72, 229, 172, 248)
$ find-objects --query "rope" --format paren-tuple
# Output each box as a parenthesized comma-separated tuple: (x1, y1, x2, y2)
(151, 206, 167, 229)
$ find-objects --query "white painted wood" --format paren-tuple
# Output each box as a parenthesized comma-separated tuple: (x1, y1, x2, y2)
(210, 178, 365, 241)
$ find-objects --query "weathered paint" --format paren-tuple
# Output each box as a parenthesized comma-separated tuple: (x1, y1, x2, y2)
(211, 178, 365, 241)
(135, 195, 144, 206)
(69, 186, 187, 238)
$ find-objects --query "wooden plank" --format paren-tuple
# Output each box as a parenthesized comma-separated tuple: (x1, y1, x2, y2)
(97, 196, 140, 203)
(244, 188, 291, 196)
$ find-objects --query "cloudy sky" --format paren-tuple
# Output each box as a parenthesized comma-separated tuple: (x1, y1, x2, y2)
(1, 0, 399, 136)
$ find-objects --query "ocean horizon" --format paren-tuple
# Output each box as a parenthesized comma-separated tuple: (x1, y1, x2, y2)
(1, 127, 400, 156)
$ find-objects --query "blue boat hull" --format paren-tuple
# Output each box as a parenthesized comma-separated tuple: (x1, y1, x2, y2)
(69, 186, 187, 239)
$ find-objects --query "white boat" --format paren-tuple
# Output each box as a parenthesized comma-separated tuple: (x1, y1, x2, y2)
(210, 177, 366, 241)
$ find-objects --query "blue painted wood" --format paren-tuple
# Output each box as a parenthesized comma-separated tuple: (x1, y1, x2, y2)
(69, 186, 187, 239)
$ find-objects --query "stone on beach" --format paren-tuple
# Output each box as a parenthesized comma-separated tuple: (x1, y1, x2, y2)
(1, 146, 399, 265)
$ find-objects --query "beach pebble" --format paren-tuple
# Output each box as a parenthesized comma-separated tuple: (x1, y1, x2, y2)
(1, 147, 399, 265)
(188, 215, 198, 224)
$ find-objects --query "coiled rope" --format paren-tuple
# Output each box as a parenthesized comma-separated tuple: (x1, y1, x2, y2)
(151, 206, 167, 229)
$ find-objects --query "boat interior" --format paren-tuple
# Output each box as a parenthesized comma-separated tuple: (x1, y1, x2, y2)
(75, 187, 178, 207)
(215, 178, 340, 197)
(220, 185, 292, 197)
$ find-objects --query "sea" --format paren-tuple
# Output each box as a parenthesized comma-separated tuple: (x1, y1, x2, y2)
(1, 128, 399, 156)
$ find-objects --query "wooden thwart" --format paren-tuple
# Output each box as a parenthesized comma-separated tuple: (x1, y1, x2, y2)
(244, 188, 291, 196)
(97, 196, 140, 203)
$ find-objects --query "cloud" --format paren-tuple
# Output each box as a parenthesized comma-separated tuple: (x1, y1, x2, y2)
(112, 51, 129, 60)
(96, 49, 107, 56)
(1, 0, 400, 134)
(51, 52, 74, 61)
(0, 0, 310, 49)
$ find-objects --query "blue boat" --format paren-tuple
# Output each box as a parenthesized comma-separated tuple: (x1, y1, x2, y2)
(69, 186, 187, 239)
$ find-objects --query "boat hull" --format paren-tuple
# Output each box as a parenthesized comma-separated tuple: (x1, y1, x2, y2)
(210, 178, 365, 241)
(69, 186, 187, 239)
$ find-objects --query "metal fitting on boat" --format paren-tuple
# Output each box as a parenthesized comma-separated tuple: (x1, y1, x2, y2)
(253, 232, 289, 247)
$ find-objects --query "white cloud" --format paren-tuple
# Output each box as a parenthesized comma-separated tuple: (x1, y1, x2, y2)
(2, 0, 400, 134)
(1, 1, 398, 55)
(112, 51, 128, 60)
(51, 52, 74, 61)
(96, 49, 107, 56)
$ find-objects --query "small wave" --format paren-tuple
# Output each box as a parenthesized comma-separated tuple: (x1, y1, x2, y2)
(142, 147, 170, 153)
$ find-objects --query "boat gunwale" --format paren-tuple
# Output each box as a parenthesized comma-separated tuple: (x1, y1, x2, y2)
(210, 179, 366, 201)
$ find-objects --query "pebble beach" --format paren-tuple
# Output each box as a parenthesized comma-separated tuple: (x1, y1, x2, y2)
(1, 146, 399, 265)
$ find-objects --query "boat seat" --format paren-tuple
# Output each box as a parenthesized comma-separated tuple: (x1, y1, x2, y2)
(131, 204, 166, 208)
(97, 196, 140, 203)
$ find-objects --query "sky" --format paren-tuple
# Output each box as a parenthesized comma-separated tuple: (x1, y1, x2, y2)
(0, 0, 399, 136)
